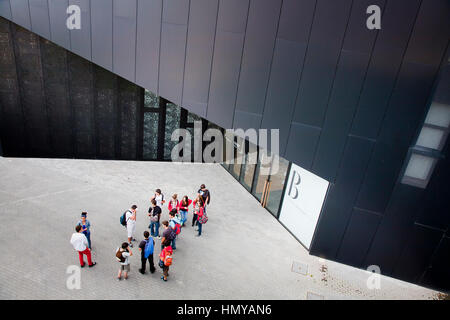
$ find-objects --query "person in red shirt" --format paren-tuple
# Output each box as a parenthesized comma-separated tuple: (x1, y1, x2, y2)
(179, 195, 192, 227)
(167, 194, 180, 213)
(159, 245, 173, 281)
(192, 195, 205, 228)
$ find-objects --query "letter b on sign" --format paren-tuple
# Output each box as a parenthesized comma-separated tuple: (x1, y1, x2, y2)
(288, 170, 301, 200)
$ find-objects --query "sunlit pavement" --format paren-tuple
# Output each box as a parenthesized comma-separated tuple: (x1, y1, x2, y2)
(0, 157, 441, 299)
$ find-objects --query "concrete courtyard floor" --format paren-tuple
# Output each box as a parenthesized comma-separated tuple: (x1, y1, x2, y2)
(0, 157, 443, 300)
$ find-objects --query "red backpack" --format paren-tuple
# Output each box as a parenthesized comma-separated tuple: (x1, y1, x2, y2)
(164, 253, 173, 266)
(173, 222, 181, 235)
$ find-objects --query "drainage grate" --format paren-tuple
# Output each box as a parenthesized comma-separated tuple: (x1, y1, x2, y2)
(292, 261, 308, 275)
(306, 292, 324, 300)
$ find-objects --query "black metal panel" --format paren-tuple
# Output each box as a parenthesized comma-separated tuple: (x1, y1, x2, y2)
(350, 0, 421, 139)
(12, 23, 51, 157)
(336, 208, 382, 267)
(9, 0, 30, 30)
(356, 63, 441, 213)
(118, 77, 140, 160)
(69, 0, 92, 61)
(310, 0, 385, 182)
(207, 0, 249, 129)
(40, 39, 73, 157)
(310, 136, 374, 259)
(261, 0, 316, 155)
(112, 0, 137, 82)
(0, 0, 11, 20)
(91, 0, 113, 70)
(392, 224, 443, 283)
(341, 0, 386, 54)
(284, 122, 320, 170)
(68, 52, 96, 158)
(403, 0, 450, 66)
(29, 0, 51, 39)
(233, 0, 281, 129)
(136, 0, 162, 94)
(0, 18, 25, 156)
(420, 236, 450, 291)
(434, 65, 450, 104)
(48, 0, 71, 50)
(182, 0, 218, 118)
(94, 66, 117, 159)
(415, 135, 450, 230)
(363, 184, 425, 275)
(292, 0, 352, 127)
(311, 50, 371, 182)
(158, 0, 189, 106)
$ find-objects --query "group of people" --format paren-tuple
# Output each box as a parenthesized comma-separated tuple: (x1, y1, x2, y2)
(70, 184, 211, 282)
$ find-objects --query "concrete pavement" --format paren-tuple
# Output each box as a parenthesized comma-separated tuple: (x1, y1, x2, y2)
(0, 157, 443, 299)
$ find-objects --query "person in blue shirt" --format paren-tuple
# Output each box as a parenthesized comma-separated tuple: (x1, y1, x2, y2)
(168, 209, 182, 250)
(77, 212, 91, 249)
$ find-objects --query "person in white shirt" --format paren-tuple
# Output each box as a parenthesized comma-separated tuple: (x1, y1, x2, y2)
(70, 225, 96, 268)
(126, 205, 138, 247)
(151, 189, 165, 208)
(116, 242, 132, 280)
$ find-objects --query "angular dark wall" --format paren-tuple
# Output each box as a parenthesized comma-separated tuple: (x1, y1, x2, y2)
(0, 18, 143, 160)
(1, 1, 449, 292)
(310, 40, 450, 292)
(3, 0, 448, 165)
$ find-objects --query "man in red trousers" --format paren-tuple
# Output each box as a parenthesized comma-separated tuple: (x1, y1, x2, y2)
(70, 225, 97, 268)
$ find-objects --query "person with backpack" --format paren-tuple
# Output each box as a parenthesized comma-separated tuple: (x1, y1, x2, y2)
(160, 220, 175, 250)
(179, 195, 192, 227)
(159, 245, 173, 282)
(138, 231, 155, 274)
(167, 194, 180, 214)
(196, 203, 208, 237)
(192, 195, 205, 227)
(76, 212, 91, 249)
(197, 184, 210, 212)
(70, 225, 96, 268)
(148, 199, 162, 239)
(120, 205, 137, 247)
(151, 189, 165, 208)
(168, 209, 182, 250)
(116, 242, 132, 280)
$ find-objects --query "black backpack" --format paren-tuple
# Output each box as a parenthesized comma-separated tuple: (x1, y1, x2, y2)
(168, 227, 177, 240)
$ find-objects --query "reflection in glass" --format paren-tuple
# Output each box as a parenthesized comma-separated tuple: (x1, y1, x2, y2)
(232, 137, 244, 179)
(266, 157, 290, 216)
(240, 152, 256, 191)
(144, 90, 159, 109)
(164, 103, 181, 160)
(143, 112, 159, 160)
(252, 152, 272, 202)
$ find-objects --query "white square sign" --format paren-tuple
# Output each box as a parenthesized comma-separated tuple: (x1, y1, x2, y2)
(279, 163, 329, 249)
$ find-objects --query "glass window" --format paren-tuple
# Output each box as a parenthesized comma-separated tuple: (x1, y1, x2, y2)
(144, 90, 159, 109)
(164, 103, 181, 160)
(231, 136, 244, 179)
(265, 157, 290, 217)
(188, 111, 202, 124)
(224, 130, 234, 169)
(416, 126, 447, 150)
(143, 112, 159, 160)
(251, 151, 272, 202)
(402, 153, 437, 188)
(424, 102, 450, 128)
(240, 152, 257, 191)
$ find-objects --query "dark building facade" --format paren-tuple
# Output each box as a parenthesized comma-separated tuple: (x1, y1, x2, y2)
(0, 0, 449, 292)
